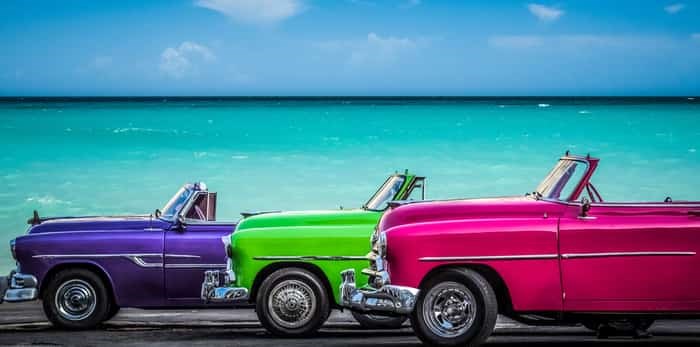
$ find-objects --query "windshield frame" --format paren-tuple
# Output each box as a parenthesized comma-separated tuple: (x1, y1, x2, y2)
(160, 186, 195, 221)
(364, 175, 407, 211)
(535, 158, 591, 202)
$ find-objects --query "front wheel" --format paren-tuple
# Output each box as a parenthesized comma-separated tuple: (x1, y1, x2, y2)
(256, 268, 331, 337)
(351, 311, 407, 329)
(104, 305, 121, 321)
(42, 268, 112, 330)
(411, 268, 498, 347)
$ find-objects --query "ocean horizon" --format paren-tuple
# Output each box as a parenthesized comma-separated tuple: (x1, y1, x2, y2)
(1, 97, 698, 272)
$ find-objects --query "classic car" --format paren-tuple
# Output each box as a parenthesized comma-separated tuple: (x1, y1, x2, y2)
(341, 154, 700, 347)
(202, 172, 426, 336)
(2, 182, 235, 329)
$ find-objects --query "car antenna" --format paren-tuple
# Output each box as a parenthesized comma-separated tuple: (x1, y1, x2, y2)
(586, 153, 590, 159)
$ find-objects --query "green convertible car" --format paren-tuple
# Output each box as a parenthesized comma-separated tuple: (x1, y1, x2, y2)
(201, 172, 425, 336)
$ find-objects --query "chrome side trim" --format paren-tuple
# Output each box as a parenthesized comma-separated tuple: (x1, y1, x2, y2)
(164, 254, 201, 259)
(23, 230, 147, 237)
(165, 263, 227, 269)
(419, 254, 559, 262)
(125, 256, 163, 268)
(561, 251, 696, 259)
(33, 253, 162, 258)
(253, 255, 368, 261)
(33, 253, 164, 268)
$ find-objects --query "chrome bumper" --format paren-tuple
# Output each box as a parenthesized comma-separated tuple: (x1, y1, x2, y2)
(201, 270, 248, 303)
(1, 272, 39, 304)
(340, 269, 418, 315)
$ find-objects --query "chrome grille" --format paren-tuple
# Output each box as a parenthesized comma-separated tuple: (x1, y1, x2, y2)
(366, 229, 388, 288)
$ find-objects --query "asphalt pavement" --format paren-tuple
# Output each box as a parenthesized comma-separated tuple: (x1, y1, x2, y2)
(1, 302, 699, 347)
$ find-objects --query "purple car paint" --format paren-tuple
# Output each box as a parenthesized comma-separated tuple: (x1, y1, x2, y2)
(3, 183, 236, 328)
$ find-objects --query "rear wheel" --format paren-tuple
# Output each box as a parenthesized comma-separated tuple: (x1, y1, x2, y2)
(411, 268, 498, 347)
(42, 268, 112, 330)
(351, 311, 407, 329)
(256, 268, 330, 337)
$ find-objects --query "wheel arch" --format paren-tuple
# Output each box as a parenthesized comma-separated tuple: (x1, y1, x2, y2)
(418, 263, 514, 315)
(250, 261, 335, 307)
(40, 261, 118, 307)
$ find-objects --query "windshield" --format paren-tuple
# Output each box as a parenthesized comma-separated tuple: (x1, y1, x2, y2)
(535, 160, 589, 201)
(364, 176, 405, 211)
(160, 186, 193, 219)
(405, 178, 425, 201)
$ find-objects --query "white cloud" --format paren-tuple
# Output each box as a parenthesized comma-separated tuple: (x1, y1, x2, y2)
(400, 0, 421, 9)
(488, 35, 543, 49)
(317, 33, 419, 67)
(664, 3, 685, 14)
(194, 0, 305, 25)
(159, 41, 216, 79)
(527, 3, 564, 22)
(489, 34, 676, 50)
(347, 0, 376, 6)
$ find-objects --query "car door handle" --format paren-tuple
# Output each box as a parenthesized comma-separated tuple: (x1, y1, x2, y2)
(577, 216, 597, 221)
(689, 210, 700, 217)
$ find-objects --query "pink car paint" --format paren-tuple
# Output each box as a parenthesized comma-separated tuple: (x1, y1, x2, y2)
(379, 156, 700, 314)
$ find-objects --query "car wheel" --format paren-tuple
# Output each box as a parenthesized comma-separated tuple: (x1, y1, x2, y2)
(411, 268, 497, 347)
(42, 268, 112, 330)
(351, 311, 407, 329)
(104, 304, 121, 322)
(256, 267, 330, 337)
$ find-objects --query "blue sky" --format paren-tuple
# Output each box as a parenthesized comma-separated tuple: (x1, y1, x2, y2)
(1, 0, 699, 96)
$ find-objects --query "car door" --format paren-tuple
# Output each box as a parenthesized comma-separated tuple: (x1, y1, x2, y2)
(558, 202, 700, 312)
(163, 191, 235, 303)
(164, 223, 233, 302)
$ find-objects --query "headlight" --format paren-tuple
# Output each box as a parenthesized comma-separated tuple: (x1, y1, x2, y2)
(10, 239, 16, 260)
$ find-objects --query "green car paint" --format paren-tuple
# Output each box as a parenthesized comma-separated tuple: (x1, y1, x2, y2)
(228, 173, 425, 305)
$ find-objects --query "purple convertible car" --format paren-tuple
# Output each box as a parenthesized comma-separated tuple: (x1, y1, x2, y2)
(1, 182, 236, 329)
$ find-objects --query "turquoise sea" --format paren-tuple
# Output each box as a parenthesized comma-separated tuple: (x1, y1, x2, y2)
(1, 97, 698, 273)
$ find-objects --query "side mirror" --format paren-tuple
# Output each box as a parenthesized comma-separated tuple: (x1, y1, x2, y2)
(580, 197, 591, 218)
(175, 214, 187, 232)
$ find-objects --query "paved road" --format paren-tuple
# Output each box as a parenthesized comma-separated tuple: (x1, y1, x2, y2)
(1, 302, 699, 346)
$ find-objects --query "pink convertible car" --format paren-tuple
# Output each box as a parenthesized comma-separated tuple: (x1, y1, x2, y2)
(341, 153, 699, 347)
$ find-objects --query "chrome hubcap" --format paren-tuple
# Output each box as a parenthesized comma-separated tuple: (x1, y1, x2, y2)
(268, 279, 316, 329)
(423, 282, 477, 338)
(55, 279, 97, 321)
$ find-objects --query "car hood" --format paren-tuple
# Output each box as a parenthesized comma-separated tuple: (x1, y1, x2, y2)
(27, 215, 159, 234)
(379, 196, 563, 232)
(235, 209, 381, 232)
